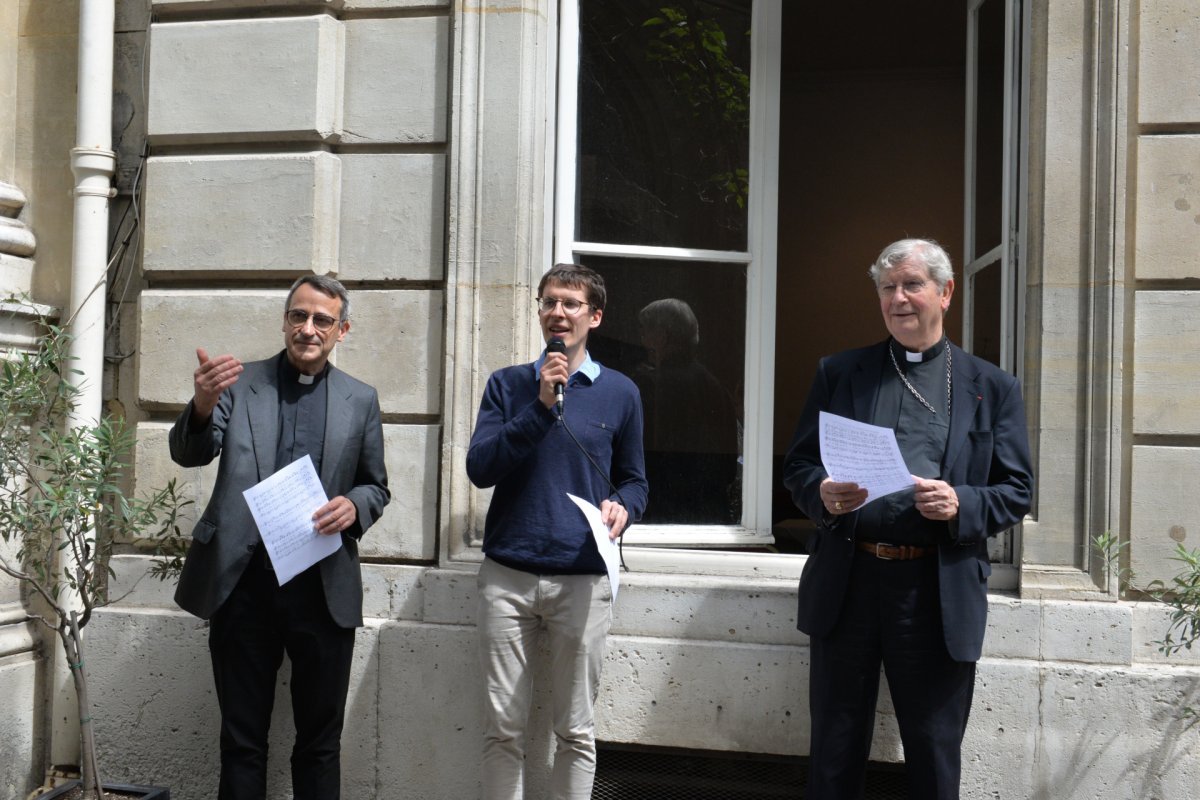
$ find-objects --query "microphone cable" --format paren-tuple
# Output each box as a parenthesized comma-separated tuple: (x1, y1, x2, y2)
(554, 405, 631, 572)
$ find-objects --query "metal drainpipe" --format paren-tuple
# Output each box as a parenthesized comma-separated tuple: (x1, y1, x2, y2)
(50, 0, 116, 771)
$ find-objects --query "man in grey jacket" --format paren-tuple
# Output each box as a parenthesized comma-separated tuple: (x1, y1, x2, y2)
(169, 275, 389, 800)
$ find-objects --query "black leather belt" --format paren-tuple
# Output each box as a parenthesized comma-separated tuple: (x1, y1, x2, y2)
(855, 541, 937, 560)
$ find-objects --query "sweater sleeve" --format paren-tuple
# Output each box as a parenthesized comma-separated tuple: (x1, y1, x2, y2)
(466, 369, 557, 489)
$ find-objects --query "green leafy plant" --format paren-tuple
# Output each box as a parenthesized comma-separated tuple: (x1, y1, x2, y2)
(642, 3, 751, 210)
(0, 314, 188, 799)
(1093, 532, 1200, 658)
(1092, 530, 1133, 593)
(1151, 544, 1200, 658)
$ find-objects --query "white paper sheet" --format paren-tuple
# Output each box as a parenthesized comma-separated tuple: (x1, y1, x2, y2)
(818, 411, 915, 506)
(242, 455, 340, 586)
(566, 493, 621, 602)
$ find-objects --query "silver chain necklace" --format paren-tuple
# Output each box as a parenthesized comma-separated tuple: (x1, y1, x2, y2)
(889, 339, 952, 416)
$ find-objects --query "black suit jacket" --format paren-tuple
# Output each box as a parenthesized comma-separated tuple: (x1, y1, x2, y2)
(782, 340, 1033, 662)
(169, 352, 390, 628)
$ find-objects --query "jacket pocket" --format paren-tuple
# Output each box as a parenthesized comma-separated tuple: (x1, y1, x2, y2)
(192, 518, 217, 545)
(965, 431, 994, 483)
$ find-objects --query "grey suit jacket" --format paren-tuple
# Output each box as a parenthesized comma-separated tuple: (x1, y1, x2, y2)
(169, 352, 390, 628)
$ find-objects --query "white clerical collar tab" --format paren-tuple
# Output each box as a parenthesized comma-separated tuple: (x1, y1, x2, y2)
(298, 373, 315, 385)
(905, 350, 922, 363)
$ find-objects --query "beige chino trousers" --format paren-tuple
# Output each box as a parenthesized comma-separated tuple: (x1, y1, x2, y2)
(477, 557, 613, 800)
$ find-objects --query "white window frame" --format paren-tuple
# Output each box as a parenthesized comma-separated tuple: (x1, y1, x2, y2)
(551, 1, 1028, 584)
(554, 0, 787, 571)
(964, 0, 1029, 590)
(963, 0, 1025, 378)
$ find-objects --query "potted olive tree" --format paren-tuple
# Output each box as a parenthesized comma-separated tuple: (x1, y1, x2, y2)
(0, 315, 188, 800)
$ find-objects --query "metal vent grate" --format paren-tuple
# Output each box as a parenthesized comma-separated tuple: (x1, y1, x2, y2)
(593, 743, 909, 800)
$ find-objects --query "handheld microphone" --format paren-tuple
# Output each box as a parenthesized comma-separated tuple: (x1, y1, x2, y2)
(546, 337, 566, 416)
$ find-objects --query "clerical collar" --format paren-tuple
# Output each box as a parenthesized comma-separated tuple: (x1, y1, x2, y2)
(890, 336, 946, 364)
(281, 355, 327, 386)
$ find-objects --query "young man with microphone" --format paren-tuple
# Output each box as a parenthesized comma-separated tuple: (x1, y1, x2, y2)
(467, 262, 648, 800)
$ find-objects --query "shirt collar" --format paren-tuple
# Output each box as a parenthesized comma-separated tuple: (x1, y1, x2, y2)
(890, 336, 947, 364)
(279, 352, 328, 386)
(532, 349, 601, 383)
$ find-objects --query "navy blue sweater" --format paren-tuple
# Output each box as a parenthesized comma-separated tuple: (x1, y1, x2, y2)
(466, 360, 648, 574)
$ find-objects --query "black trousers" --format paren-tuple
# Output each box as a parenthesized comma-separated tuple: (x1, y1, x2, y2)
(209, 550, 355, 800)
(806, 552, 976, 800)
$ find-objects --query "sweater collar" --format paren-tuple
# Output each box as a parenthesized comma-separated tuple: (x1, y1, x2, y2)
(532, 350, 601, 383)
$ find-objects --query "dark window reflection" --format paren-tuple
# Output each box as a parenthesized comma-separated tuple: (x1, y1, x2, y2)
(585, 257, 745, 524)
(972, 0, 1005, 257)
(970, 262, 1002, 367)
(578, 0, 752, 251)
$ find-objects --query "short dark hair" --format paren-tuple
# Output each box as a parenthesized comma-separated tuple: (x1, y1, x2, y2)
(537, 263, 606, 311)
(285, 274, 351, 324)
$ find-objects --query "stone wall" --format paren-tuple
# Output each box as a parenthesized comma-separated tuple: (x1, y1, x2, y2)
(91, 555, 1200, 800)
(135, 1, 449, 563)
(1129, 0, 1200, 588)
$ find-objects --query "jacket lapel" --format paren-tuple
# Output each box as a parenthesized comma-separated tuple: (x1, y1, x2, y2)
(943, 342, 980, 475)
(247, 357, 281, 482)
(321, 366, 353, 488)
(849, 341, 887, 422)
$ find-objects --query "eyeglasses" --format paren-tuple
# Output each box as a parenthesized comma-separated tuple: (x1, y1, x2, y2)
(536, 297, 592, 315)
(877, 280, 929, 297)
(286, 309, 339, 332)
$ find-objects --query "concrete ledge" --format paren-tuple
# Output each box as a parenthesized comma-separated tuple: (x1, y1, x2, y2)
(1039, 598, 1134, 665)
(88, 608, 382, 800)
(84, 586, 1200, 800)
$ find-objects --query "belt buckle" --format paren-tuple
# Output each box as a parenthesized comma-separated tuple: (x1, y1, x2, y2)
(874, 542, 896, 560)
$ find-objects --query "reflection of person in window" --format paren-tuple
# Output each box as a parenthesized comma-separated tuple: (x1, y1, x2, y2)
(782, 239, 1033, 799)
(633, 298, 739, 523)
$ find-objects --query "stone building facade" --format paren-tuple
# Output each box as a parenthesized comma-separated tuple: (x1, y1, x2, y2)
(4, 1, 1200, 798)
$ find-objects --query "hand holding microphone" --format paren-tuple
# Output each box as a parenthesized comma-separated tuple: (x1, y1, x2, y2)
(541, 337, 568, 416)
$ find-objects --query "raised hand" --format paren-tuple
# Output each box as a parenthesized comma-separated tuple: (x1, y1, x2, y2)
(192, 347, 243, 421)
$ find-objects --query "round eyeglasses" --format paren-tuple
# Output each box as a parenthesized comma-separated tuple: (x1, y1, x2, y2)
(536, 297, 592, 315)
(286, 309, 339, 333)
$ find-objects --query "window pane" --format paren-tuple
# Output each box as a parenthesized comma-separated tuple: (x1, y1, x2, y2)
(971, 0, 1005, 257)
(970, 261, 1002, 367)
(584, 256, 746, 524)
(578, 0, 752, 251)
